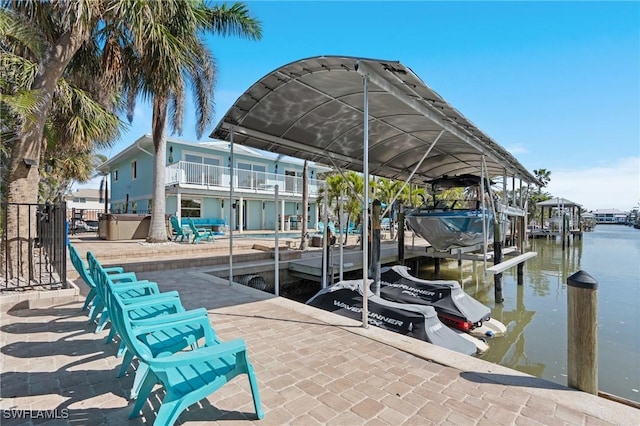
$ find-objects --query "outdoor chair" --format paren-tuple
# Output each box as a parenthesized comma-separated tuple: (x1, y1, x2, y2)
(104, 268, 264, 424)
(86, 251, 181, 337)
(92, 261, 210, 400)
(68, 243, 127, 312)
(169, 216, 191, 242)
(69, 243, 154, 331)
(317, 221, 324, 234)
(186, 217, 215, 244)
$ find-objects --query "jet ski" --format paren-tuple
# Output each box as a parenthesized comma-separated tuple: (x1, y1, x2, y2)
(379, 265, 506, 338)
(306, 279, 485, 355)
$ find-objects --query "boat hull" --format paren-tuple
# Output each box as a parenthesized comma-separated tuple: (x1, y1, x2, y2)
(405, 209, 494, 251)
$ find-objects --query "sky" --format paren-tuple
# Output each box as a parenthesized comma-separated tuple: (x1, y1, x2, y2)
(91, 1, 640, 211)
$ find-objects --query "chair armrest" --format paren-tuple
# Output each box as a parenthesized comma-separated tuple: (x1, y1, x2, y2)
(130, 307, 209, 328)
(120, 291, 181, 306)
(148, 339, 247, 368)
(108, 272, 139, 283)
(132, 311, 218, 345)
(112, 281, 158, 295)
(104, 267, 126, 274)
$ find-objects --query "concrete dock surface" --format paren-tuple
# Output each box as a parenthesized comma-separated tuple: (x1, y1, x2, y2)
(1, 235, 638, 425)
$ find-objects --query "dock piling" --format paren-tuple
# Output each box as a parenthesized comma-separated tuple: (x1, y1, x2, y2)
(567, 270, 598, 395)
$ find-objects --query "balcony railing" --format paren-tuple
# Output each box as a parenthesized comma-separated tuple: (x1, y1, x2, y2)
(166, 161, 324, 196)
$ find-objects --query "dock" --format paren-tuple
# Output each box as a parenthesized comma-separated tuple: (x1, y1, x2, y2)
(288, 242, 426, 282)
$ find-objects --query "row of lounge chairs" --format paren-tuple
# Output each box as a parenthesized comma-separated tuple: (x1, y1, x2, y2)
(68, 243, 263, 425)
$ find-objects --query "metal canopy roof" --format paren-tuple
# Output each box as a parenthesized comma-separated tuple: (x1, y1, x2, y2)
(211, 55, 538, 185)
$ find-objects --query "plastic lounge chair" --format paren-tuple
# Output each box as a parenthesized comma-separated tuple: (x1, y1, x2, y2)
(186, 217, 215, 244)
(169, 216, 191, 242)
(328, 221, 337, 235)
(106, 271, 264, 424)
(94, 263, 210, 400)
(69, 243, 154, 331)
(68, 243, 126, 312)
(317, 222, 324, 234)
(346, 222, 356, 234)
(86, 252, 179, 336)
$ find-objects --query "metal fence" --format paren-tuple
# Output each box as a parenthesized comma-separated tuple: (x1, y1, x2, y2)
(1, 202, 67, 291)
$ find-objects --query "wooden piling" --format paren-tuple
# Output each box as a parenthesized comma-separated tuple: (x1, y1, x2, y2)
(567, 270, 598, 395)
(494, 221, 504, 303)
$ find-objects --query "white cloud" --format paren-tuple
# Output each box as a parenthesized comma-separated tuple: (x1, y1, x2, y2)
(546, 157, 640, 211)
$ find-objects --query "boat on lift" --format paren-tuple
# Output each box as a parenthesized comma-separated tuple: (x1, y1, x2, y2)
(405, 174, 494, 252)
(306, 279, 487, 355)
(379, 265, 506, 338)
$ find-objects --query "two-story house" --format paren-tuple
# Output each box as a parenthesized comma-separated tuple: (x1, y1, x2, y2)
(98, 134, 329, 232)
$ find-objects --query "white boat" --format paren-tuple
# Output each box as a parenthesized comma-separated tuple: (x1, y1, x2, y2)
(405, 174, 495, 251)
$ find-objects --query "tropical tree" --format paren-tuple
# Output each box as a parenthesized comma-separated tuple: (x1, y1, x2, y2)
(373, 177, 402, 238)
(1, 2, 123, 277)
(109, 1, 261, 242)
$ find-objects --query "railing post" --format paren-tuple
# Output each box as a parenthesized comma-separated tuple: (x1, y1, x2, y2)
(567, 270, 598, 395)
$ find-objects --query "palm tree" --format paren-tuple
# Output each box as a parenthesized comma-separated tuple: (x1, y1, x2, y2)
(109, 1, 261, 242)
(1, 3, 123, 277)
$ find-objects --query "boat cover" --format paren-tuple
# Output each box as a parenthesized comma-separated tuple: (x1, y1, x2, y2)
(306, 279, 477, 356)
(380, 266, 491, 324)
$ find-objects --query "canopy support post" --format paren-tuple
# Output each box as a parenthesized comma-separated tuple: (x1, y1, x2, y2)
(229, 128, 235, 286)
(362, 73, 370, 328)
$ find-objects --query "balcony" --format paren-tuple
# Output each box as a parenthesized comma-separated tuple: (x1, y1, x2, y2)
(165, 161, 323, 197)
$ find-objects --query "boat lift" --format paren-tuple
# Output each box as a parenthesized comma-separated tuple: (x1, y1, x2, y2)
(212, 56, 539, 326)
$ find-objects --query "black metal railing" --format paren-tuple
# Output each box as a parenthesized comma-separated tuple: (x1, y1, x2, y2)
(1, 202, 67, 291)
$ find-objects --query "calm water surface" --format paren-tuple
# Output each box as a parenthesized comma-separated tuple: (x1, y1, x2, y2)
(417, 224, 640, 403)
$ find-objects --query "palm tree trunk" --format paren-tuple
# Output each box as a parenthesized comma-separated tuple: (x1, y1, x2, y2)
(3, 27, 89, 278)
(147, 97, 169, 243)
(299, 160, 309, 250)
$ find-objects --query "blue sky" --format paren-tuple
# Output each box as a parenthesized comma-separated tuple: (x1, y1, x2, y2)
(96, 1, 640, 211)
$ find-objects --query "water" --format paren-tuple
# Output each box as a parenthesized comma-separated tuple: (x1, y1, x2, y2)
(417, 224, 640, 402)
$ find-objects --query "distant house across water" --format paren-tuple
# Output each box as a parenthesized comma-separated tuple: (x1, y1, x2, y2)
(593, 209, 628, 224)
(98, 134, 330, 232)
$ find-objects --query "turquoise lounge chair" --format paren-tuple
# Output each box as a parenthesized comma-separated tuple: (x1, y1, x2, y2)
(105, 269, 264, 424)
(186, 217, 215, 244)
(68, 243, 126, 312)
(169, 216, 191, 242)
(92, 259, 209, 400)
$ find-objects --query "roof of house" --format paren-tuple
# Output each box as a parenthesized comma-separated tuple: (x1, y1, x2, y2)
(98, 134, 330, 172)
(65, 188, 101, 200)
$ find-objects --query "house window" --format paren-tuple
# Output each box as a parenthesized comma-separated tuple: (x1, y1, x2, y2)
(131, 161, 137, 180)
(131, 201, 138, 214)
(184, 153, 221, 185)
(73, 197, 87, 203)
(285, 170, 302, 192)
(181, 198, 202, 218)
(237, 161, 266, 189)
(112, 170, 118, 182)
(148, 199, 153, 215)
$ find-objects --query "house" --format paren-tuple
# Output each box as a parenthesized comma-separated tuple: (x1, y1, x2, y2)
(593, 209, 628, 224)
(65, 188, 104, 221)
(98, 134, 329, 232)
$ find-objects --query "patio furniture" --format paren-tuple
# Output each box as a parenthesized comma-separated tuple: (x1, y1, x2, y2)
(186, 217, 215, 244)
(68, 243, 126, 312)
(102, 265, 264, 423)
(169, 216, 191, 242)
